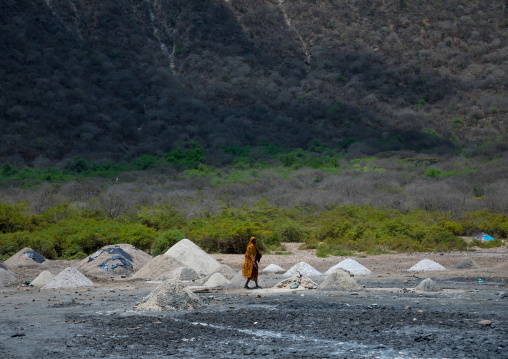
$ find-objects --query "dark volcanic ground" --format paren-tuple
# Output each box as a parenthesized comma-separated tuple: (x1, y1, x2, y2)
(1, 276, 507, 358)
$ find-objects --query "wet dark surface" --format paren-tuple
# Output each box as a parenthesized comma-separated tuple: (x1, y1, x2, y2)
(1, 278, 507, 358)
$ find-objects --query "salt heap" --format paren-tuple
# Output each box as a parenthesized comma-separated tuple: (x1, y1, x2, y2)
(325, 259, 372, 276)
(415, 278, 439, 292)
(155, 266, 199, 282)
(262, 264, 285, 273)
(319, 268, 362, 291)
(0, 265, 17, 286)
(203, 273, 231, 288)
(30, 270, 55, 287)
(78, 244, 152, 277)
(213, 264, 237, 280)
(283, 262, 321, 277)
(42, 267, 94, 289)
(134, 279, 204, 311)
(407, 259, 446, 272)
(453, 258, 481, 270)
(275, 274, 318, 289)
(226, 271, 247, 289)
(133, 255, 184, 280)
(4, 247, 47, 267)
(165, 239, 221, 276)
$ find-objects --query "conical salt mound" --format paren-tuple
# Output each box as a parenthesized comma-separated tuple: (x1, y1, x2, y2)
(42, 267, 94, 290)
(319, 268, 362, 291)
(164, 239, 221, 276)
(325, 259, 372, 276)
(4, 247, 47, 267)
(226, 271, 246, 289)
(212, 264, 237, 280)
(156, 266, 200, 282)
(415, 278, 439, 292)
(133, 255, 185, 280)
(0, 266, 17, 286)
(275, 274, 318, 289)
(453, 258, 481, 270)
(407, 259, 446, 272)
(262, 264, 285, 273)
(283, 262, 321, 277)
(31, 270, 55, 287)
(203, 273, 231, 288)
(134, 279, 204, 311)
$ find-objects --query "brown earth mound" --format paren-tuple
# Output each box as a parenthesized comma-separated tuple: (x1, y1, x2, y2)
(453, 258, 481, 270)
(319, 268, 362, 291)
(134, 279, 204, 311)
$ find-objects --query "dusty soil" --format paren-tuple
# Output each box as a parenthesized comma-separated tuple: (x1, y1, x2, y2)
(1, 245, 507, 358)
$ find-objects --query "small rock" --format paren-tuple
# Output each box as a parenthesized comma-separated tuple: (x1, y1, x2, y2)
(478, 320, 492, 326)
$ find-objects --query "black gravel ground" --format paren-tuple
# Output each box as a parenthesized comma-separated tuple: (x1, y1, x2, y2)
(1, 278, 507, 358)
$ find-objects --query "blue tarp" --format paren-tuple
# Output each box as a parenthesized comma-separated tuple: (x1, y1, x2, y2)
(474, 233, 495, 241)
(23, 250, 46, 263)
(97, 256, 133, 272)
(88, 248, 133, 263)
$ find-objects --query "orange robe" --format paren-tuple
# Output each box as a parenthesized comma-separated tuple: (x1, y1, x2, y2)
(242, 242, 258, 279)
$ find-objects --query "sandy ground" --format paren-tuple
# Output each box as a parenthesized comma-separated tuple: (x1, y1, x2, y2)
(1, 244, 507, 358)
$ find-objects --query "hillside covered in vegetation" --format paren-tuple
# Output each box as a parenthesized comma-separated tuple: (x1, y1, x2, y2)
(1, 0, 506, 165)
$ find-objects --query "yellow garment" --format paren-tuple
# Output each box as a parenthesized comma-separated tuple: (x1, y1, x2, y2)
(242, 237, 258, 279)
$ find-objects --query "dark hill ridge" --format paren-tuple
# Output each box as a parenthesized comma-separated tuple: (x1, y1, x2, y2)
(0, 0, 506, 166)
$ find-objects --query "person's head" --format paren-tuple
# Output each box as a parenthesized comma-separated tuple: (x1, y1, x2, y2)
(250, 236, 256, 244)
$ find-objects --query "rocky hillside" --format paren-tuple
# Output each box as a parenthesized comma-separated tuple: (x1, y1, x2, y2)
(1, 0, 507, 166)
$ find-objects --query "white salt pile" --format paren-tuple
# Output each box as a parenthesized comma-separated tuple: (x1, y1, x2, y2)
(275, 274, 318, 289)
(283, 262, 321, 277)
(134, 279, 204, 311)
(78, 244, 152, 277)
(155, 266, 200, 282)
(30, 270, 55, 287)
(262, 264, 285, 273)
(407, 259, 446, 272)
(0, 265, 17, 286)
(42, 267, 94, 290)
(319, 269, 362, 291)
(4, 247, 47, 267)
(165, 239, 221, 276)
(203, 273, 230, 288)
(325, 258, 372, 276)
(133, 255, 184, 280)
(415, 278, 439, 292)
(454, 258, 481, 270)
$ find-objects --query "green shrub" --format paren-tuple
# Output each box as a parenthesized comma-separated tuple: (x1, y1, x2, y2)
(276, 219, 307, 242)
(0, 202, 32, 233)
(316, 242, 353, 257)
(470, 238, 504, 248)
(424, 167, 444, 178)
(460, 210, 508, 238)
(441, 220, 464, 235)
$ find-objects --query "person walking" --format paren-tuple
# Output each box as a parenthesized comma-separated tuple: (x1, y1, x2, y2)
(242, 236, 262, 289)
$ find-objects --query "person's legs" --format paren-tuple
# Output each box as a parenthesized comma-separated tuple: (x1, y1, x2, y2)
(254, 276, 261, 289)
(244, 278, 251, 288)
